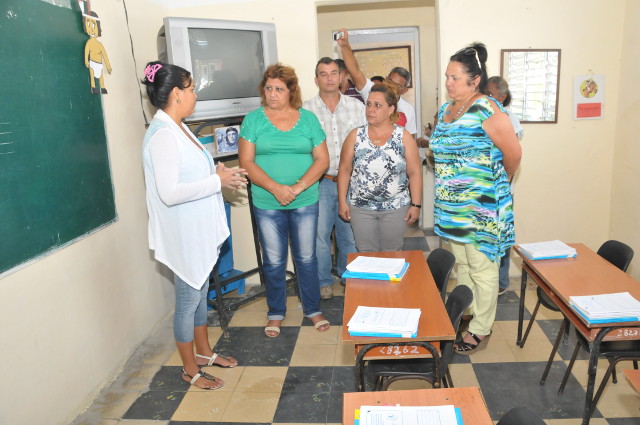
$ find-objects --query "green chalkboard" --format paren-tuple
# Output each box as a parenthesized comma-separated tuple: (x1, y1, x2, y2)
(0, 0, 116, 275)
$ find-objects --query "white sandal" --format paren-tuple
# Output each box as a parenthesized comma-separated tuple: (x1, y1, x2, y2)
(182, 368, 224, 390)
(196, 352, 238, 368)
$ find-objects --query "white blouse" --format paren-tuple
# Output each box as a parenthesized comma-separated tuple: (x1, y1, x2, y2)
(142, 109, 229, 289)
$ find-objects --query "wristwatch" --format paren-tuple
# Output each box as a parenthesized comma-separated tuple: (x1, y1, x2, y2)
(410, 203, 422, 208)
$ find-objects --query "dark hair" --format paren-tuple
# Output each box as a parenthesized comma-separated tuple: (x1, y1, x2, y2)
(334, 58, 347, 72)
(315, 57, 339, 76)
(259, 63, 302, 109)
(450, 42, 488, 94)
(486, 76, 512, 106)
(369, 81, 400, 123)
(371, 75, 385, 83)
(389, 67, 411, 87)
(82, 11, 102, 37)
(141, 61, 192, 109)
(226, 127, 239, 136)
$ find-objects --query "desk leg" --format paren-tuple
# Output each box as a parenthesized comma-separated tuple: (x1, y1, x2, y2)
(581, 327, 612, 425)
(517, 268, 528, 345)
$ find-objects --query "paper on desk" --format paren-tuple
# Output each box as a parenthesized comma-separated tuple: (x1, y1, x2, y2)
(569, 292, 640, 321)
(359, 405, 459, 425)
(347, 306, 420, 336)
(346, 256, 407, 275)
(518, 240, 576, 260)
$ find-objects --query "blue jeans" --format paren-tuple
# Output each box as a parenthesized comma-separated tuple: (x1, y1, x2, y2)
(317, 179, 356, 287)
(174, 274, 209, 343)
(499, 247, 511, 290)
(253, 203, 322, 320)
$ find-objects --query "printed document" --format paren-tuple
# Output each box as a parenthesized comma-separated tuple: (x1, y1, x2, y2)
(359, 405, 458, 425)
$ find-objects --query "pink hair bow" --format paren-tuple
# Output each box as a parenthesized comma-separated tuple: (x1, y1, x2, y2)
(144, 64, 162, 82)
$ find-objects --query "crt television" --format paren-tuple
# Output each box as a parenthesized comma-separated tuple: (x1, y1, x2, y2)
(158, 17, 278, 121)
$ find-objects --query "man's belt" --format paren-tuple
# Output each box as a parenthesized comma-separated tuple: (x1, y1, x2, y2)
(323, 174, 338, 182)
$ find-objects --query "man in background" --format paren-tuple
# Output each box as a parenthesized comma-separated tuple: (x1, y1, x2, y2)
(336, 29, 417, 138)
(335, 59, 364, 103)
(303, 57, 365, 299)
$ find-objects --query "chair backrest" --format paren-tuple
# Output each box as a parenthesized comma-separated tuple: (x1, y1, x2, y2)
(440, 285, 473, 370)
(597, 240, 634, 273)
(496, 406, 546, 425)
(427, 248, 456, 302)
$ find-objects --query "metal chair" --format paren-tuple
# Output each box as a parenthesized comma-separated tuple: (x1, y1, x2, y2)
(365, 285, 473, 390)
(556, 240, 635, 410)
(496, 406, 546, 425)
(427, 248, 456, 302)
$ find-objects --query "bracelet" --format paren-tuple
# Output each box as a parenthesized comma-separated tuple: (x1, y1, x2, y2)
(296, 179, 308, 190)
(410, 203, 422, 208)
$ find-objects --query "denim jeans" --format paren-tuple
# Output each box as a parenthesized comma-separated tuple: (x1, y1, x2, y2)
(253, 203, 322, 320)
(317, 179, 356, 287)
(174, 274, 209, 343)
(499, 247, 511, 290)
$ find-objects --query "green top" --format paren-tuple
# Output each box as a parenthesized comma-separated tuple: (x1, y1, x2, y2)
(240, 107, 326, 209)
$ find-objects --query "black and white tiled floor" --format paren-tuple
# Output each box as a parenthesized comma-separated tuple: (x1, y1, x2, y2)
(71, 228, 640, 425)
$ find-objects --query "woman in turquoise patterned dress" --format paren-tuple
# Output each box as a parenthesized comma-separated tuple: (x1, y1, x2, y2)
(337, 82, 422, 252)
(430, 43, 522, 354)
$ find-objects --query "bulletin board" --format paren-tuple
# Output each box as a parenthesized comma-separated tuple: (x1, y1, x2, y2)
(0, 0, 116, 276)
(353, 45, 413, 88)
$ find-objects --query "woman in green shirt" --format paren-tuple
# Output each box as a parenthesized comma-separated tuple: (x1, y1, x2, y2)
(239, 64, 330, 338)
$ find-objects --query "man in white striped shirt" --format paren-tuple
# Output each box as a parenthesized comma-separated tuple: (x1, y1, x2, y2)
(303, 57, 365, 299)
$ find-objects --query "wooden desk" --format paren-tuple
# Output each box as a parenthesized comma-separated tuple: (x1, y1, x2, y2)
(623, 369, 640, 397)
(342, 250, 456, 390)
(514, 243, 640, 425)
(343, 387, 492, 425)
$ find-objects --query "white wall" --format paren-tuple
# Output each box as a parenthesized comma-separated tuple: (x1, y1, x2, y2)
(611, 0, 640, 279)
(436, 0, 626, 253)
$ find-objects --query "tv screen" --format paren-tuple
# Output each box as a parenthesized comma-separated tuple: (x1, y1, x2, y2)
(188, 28, 264, 101)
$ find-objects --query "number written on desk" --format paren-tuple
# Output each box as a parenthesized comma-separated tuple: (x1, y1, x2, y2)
(376, 345, 421, 356)
(615, 328, 640, 338)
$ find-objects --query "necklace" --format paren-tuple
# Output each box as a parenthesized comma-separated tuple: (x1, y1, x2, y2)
(446, 92, 476, 121)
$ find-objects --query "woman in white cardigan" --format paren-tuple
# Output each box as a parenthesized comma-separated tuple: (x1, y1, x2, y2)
(141, 61, 247, 390)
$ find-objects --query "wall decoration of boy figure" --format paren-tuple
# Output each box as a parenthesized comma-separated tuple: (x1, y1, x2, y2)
(78, 0, 112, 94)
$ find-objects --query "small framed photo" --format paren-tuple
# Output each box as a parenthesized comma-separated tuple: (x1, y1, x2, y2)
(215, 125, 240, 157)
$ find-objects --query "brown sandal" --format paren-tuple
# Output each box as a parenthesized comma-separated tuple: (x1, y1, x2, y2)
(455, 332, 491, 355)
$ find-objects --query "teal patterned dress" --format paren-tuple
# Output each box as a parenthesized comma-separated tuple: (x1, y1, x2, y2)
(430, 96, 515, 262)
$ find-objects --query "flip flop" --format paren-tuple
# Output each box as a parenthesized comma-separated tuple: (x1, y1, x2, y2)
(455, 331, 491, 355)
(313, 319, 330, 332)
(264, 326, 280, 338)
(196, 352, 238, 368)
(182, 368, 224, 390)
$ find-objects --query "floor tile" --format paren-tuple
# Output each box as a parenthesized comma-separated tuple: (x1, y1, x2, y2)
(473, 361, 599, 420)
(234, 366, 288, 392)
(123, 390, 186, 421)
(170, 390, 232, 422)
(274, 390, 330, 423)
(221, 391, 281, 422)
(403, 236, 429, 251)
(290, 343, 337, 367)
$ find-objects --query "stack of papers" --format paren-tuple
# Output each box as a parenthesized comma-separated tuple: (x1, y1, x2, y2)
(357, 405, 462, 425)
(343, 256, 410, 281)
(569, 292, 640, 324)
(518, 240, 577, 260)
(347, 306, 420, 337)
